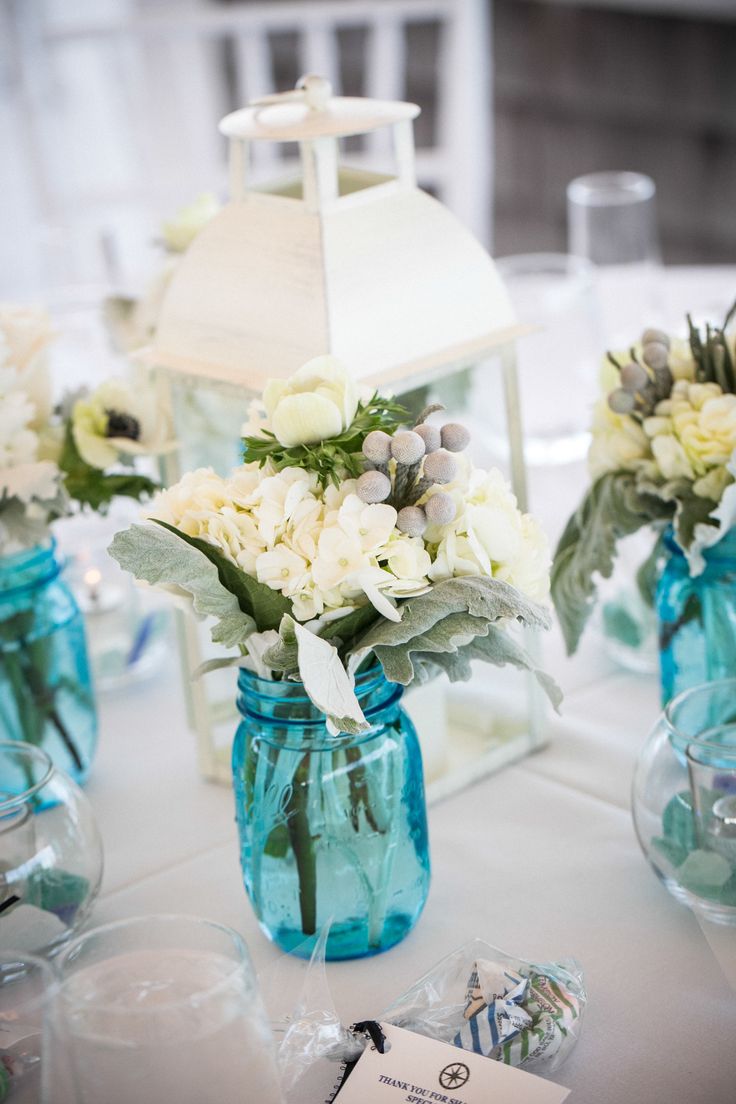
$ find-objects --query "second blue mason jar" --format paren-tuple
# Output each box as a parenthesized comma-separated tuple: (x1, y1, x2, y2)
(657, 526, 736, 704)
(232, 663, 431, 960)
(0, 541, 97, 785)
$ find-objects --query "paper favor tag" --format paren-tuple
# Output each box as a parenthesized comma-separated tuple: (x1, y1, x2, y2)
(334, 1023, 569, 1104)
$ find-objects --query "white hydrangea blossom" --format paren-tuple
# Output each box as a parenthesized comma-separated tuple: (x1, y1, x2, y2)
(423, 458, 551, 604)
(148, 455, 551, 623)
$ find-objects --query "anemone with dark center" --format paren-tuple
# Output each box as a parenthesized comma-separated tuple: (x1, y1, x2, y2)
(106, 409, 141, 441)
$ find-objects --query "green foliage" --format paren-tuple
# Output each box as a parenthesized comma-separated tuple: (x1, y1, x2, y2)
(688, 299, 736, 392)
(152, 521, 291, 632)
(59, 424, 158, 511)
(242, 393, 407, 486)
(108, 523, 256, 648)
(636, 476, 719, 555)
(551, 471, 673, 655)
(635, 531, 666, 606)
(320, 604, 381, 653)
(354, 575, 550, 656)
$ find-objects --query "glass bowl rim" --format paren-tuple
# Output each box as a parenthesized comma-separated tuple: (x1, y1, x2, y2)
(0, 741, 54, 812)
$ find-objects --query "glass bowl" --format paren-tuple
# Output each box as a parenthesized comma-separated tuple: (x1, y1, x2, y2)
(0, 742, 103, 956)
(633, 679, 736, 924)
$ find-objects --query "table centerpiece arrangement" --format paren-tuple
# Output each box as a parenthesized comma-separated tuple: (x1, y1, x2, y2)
(551, 302, 736, 703)
(111, 356, 559, 959)
(0, 303, 174, 781)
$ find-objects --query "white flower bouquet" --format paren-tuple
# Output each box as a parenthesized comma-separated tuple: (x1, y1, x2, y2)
(552, 303, 736, 653)
(0, 302, 175, 775)
(111, 356, 559, 732)
(0, 303, 176, 554)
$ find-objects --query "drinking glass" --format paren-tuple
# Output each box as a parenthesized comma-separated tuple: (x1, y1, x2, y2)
(485, 253, 602, 466)
(567, 171, 661, 344)
(0, 952, 54, 1103)
(48, 914, 284, 1104)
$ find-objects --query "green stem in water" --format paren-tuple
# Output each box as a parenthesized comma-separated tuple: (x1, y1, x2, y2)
(11, 637, 84, 773)
(659, 591, 702, 653)
(285, 750, 318, 937)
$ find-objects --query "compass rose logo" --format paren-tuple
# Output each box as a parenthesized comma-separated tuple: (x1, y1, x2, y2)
(439, 1061, 470, 1090)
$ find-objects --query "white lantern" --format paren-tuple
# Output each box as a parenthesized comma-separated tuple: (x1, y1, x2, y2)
(148, 78, 540, 796)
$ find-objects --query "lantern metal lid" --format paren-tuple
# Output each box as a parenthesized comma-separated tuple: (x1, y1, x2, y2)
(149, 77, 518, 394)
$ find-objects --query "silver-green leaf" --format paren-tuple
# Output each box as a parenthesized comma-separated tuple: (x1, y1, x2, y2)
(289, 619, 368, 735)
(109, 523, 256, 649)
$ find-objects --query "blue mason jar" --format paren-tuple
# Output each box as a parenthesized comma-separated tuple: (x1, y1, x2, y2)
(0, 542, 97, 784)
(232, 664, 431, 960)
(657, 526, 736, 705)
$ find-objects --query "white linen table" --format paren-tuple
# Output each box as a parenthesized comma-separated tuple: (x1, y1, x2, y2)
(82, 267, 736, 1104)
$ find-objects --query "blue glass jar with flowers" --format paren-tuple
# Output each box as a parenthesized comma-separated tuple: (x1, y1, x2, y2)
(111, 355, 559, 958)
(233, 663, 429, 959)
(0, 302, 173, 780)
(552, 305, 736, 705)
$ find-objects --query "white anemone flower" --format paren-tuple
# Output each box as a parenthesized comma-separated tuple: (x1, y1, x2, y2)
(72, 377, 175, 470)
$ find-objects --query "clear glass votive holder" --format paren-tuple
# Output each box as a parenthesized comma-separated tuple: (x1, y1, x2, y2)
(633, 679, 736, 924)
(0, 742, 103, 958)
(48, 914, 284, 1104)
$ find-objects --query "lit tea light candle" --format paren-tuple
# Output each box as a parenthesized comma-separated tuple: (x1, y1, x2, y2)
(76, 564, 123, 614)
(83, 567, 101, 607)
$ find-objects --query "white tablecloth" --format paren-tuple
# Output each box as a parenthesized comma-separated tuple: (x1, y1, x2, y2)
(82, 267, 736, 1103)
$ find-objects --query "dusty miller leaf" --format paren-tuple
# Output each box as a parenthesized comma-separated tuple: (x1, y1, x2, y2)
(290, 620, 368, 735)
(192, 656, 245, 679)
(109, 524, 255, 648)
(551, 472, 672, 655)
(370, 612, 490, 683)
(373, 618, 561, 710)
(353, 575, 550, 659)
(153, 520, 291, 631)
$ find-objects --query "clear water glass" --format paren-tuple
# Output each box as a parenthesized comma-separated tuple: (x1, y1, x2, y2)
(48, 914, 284, 1104)
(486, 253, 602, 466)
(0, 951, 66, 1103)
(567, 171, 661, 344)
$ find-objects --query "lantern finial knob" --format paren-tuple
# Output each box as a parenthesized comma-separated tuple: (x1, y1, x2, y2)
(295, 74, 333, 111)
(251, 75, 333, 116)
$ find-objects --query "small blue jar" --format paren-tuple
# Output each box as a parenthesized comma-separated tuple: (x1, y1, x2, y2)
(0, 542, 97, 784)
(657, 526, 736, 704)
(232, 664, 431, 960)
